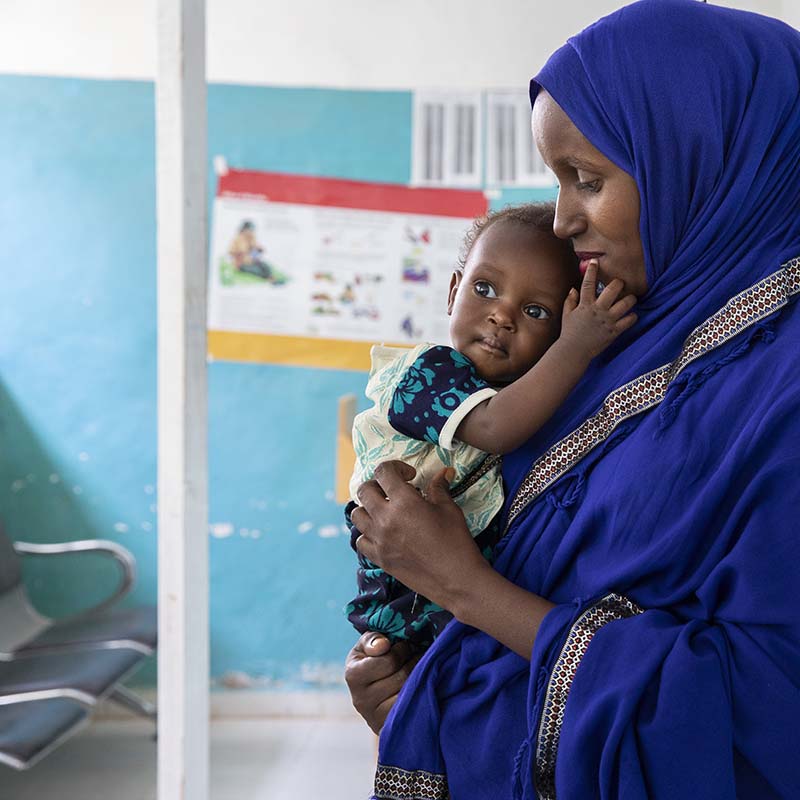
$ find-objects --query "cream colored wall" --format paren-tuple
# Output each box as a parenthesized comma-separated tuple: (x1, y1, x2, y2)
(0, 0, 790, 88)
(780, 0, 800, 29)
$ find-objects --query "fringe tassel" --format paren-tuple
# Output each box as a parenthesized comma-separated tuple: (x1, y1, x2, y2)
(658, 322, 775, 432)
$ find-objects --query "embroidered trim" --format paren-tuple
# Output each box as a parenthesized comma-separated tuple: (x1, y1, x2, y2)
(507, 257, 800, 527)
(374, 764, 450, 800)
(450, 453, 502, 499)
(534, 593, 644, 800)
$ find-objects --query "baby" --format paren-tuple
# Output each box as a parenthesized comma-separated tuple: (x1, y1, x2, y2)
(345, 202, 636, 645)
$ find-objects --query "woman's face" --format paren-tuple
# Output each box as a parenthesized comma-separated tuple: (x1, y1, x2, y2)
(532, 90, 648, 297)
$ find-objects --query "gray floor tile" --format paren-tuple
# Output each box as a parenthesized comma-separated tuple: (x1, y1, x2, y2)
(1, 716, 377, 799)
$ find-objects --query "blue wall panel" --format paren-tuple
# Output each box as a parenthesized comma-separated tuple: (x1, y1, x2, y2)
(0, 74, 549, 688)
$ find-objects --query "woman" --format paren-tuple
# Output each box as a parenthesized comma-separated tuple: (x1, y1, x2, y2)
(346, 1, 800, 798)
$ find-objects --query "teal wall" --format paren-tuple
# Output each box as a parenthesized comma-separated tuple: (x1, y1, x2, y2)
(0, 75, 552, 688)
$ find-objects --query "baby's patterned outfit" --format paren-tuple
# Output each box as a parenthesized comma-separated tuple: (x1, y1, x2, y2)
(345, 343, 504, 644)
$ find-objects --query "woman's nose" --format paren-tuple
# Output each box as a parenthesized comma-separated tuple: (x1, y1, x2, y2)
(553, 189, 586, 240)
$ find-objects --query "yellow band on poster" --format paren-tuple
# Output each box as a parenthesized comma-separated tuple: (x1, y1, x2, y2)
(208, 330, 409, 372)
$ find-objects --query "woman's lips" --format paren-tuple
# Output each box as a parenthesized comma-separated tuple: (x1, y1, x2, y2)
(575, 251, 604, 274)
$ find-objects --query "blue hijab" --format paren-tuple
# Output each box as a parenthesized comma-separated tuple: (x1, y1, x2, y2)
(373, 3, 800, 799)
(505, 0, 800, 499)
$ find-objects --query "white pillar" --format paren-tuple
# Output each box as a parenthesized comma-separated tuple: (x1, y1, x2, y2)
(156, 1, 209, 799)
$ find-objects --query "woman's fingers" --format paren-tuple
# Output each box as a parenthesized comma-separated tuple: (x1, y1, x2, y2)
(345, 634, 421, 733)
(347, 630, 387, 662)
(356, 460, 417, 512)
(373, 693, 400, 724)
(372, 460, 418, 498)
(355, 532, 378, 564)
(349, 504, 371, 533)
(425, 466, 456, 504)
(362, 632, 392, 657)
(345, 635, 416, 686)
(353, 461, 426, 566)
(367, 649, 423, 731)
(366, 647, 421, 698)
(355, 479, 387, 508)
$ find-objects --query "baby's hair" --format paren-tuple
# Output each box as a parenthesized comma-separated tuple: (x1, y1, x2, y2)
(457, 201, 577, 276)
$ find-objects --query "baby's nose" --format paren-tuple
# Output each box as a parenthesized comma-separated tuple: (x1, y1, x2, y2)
(489, 307, 514, 329)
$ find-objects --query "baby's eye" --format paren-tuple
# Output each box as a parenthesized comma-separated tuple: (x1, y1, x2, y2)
(474, 280, 497, 299)
(524, 304, 551, 320)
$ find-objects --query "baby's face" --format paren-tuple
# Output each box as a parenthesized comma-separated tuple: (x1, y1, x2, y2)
(448, 219, 576, 385)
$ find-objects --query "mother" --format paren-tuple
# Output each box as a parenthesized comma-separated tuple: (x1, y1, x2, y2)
(346, 2, 800, 798)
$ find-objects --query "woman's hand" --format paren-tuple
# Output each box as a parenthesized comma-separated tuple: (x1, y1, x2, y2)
(344, 631, 422, 734)
(351, 461, 490, 611)
(352, 460, 556, 660)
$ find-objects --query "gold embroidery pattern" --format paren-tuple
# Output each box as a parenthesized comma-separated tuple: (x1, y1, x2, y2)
(508, 258, 800, 526)
(450, 454, 502, 499)
(534, 594, 644, 800)
(374, 764, 450, 800)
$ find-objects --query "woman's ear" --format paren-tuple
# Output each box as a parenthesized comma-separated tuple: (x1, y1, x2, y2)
(447, 270, 463, 315)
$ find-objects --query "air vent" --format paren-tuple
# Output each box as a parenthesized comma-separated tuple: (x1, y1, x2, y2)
(486, 89, 555, 188)
(412, 91, 483, 188)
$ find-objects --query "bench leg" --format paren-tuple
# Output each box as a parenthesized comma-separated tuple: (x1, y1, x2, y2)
(109, 685, 157, 722)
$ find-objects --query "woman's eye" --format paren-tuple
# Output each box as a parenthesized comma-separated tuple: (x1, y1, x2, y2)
(474, 281, 497, 299)
(524, 304, 551, 320)
(576, 178, 601, 192)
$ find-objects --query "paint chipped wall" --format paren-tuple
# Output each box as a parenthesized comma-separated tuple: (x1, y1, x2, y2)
(0, 75, 547, 689)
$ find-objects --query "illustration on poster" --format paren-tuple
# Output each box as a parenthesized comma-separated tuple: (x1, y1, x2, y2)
(220, 220, 291, 287)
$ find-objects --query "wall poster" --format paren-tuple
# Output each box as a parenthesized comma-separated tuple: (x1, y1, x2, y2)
(208, 169, 488, 370)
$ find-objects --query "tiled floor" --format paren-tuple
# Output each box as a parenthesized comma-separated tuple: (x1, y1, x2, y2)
(2, 716, 378, 800)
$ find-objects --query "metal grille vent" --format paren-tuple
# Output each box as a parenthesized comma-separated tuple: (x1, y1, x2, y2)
(412, 91, 482, 188)
(486, 89, 555, 188)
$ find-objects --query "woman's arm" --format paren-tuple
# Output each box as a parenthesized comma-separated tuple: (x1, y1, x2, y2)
(351, 461, 554, 660)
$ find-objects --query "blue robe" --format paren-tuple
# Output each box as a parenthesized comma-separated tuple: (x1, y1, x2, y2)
(372, 2, 800, 798)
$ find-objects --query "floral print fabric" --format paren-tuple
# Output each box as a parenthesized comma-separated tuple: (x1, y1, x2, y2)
(346, 343, 505, 644)
(388, 346, 496, 445)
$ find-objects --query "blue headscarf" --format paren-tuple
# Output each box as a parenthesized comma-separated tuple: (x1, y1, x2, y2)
(372, 3, 800, 799)
(505, 0, 800, 499)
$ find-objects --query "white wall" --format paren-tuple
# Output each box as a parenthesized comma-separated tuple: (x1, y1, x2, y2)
(780, 0, 800, 29)
(0, 0, 791, 89)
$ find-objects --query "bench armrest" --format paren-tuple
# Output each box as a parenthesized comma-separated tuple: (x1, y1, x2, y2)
(12, 540, 136, 619)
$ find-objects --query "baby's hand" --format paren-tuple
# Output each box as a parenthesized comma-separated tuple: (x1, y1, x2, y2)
(560, 260, 637, 359)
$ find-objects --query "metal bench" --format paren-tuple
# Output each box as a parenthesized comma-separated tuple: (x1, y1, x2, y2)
(0, 526, 157, 769)
(0, 697, 90, 770)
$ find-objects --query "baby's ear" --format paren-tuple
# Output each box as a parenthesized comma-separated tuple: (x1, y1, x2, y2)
(447, 270, 463, 315)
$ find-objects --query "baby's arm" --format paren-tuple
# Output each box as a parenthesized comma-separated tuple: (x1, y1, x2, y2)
(456, 262, 636, 454)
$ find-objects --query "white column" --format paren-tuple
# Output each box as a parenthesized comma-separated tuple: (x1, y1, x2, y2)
(156, 1, 209, 799)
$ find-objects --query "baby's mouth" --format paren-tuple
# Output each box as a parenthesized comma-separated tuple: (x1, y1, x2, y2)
(477, 335, 507, 356)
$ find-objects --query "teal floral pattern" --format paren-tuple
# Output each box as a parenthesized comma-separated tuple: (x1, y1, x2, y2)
(389, 347, 491, 437)
(392, 361, 437, 415)
(346, 343, 506, 645)
(344, 501, 503, 645)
